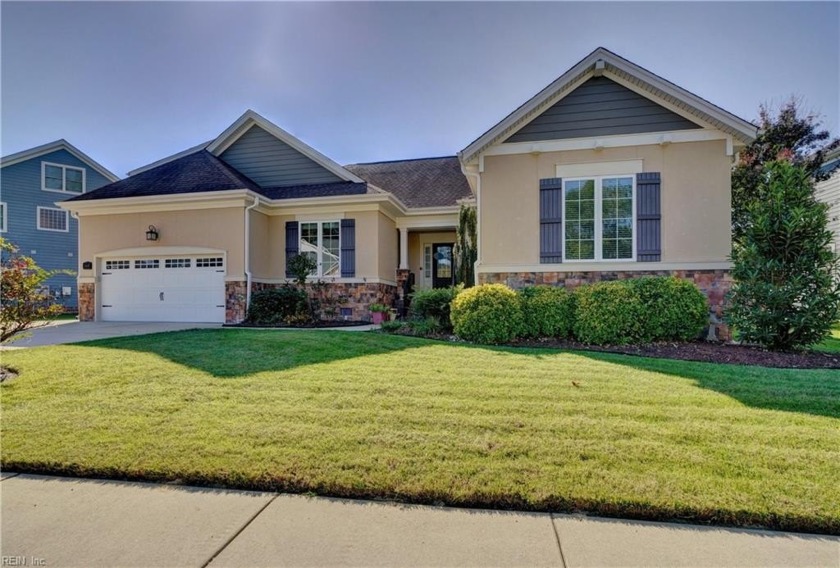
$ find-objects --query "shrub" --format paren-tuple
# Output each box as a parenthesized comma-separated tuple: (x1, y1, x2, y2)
(379, 320, 405, 334)
(727, 160, 840, 349)
(628, 277, 708, 342)
(246, 286, 309, 324)
(572, 281, 645, 345)
(450, 283, 523, 344)
(518, 286, 575, 339)
(573, 277, 709, 345)
(409, 316, 443, 337)
(410, 285, 462, 332)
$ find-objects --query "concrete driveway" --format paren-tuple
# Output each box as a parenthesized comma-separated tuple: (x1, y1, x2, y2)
(3, 320, 221, 348)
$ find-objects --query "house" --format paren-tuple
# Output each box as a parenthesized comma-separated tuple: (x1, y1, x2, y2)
(59, 47, 756, 337)
(0, 140, 119, 311)
(458, 47, 757, 339)
(58, 112, 471, 323)
(816, 147, 840, 253)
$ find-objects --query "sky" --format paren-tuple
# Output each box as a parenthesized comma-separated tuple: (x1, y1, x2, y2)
(2, 2, 838, 178)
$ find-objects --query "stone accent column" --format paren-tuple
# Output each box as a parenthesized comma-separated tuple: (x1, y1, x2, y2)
(225, 281, 247, 324)
(78, 283, 95, 321)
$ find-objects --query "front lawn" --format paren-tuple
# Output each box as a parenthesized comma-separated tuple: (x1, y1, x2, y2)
(2, 330, 838, 534)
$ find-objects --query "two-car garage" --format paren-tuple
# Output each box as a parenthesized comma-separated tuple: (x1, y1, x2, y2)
(99, 255, 226, 323)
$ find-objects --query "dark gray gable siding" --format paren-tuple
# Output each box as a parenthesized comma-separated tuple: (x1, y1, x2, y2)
(505, 77, 702, 144)
(220, 125, 344, 188)
(1, 149, 112, 308)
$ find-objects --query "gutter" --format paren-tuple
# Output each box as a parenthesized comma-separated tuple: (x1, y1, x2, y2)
(244, 195, 260, 317)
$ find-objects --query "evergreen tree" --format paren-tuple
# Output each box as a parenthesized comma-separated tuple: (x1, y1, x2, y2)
(727, 161, 840, 350)
(454, 204, 477, 287)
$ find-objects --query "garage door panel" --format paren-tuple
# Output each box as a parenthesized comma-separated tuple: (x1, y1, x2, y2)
(100, 256, 225, 323)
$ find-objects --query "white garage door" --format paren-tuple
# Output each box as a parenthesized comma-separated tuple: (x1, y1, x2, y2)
(100, 256, 226, 323)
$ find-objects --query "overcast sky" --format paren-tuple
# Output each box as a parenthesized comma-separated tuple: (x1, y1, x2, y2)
(2, 2, 838, 177)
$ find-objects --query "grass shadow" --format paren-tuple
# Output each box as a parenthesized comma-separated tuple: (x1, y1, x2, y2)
(72, 328, 431, 378)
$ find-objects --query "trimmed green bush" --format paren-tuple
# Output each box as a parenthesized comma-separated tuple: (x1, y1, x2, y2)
(573, 277, 709, 345)
(518, 286, 575, 339)
(451, 283, 523, 344)
(628, 277, 708, 342)
(573, 281, 645, 345)
(246, 286, 309, 324)
(410, 285, 462, 332)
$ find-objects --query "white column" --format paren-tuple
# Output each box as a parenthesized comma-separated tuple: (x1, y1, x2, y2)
(399, 227, 409, 270)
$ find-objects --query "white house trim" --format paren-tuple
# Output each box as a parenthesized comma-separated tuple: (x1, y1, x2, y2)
(476, 261, 733, 273)
(555, 160, 643, 178)
(206, 110, 365, 184)
(1, 139, 119, 182)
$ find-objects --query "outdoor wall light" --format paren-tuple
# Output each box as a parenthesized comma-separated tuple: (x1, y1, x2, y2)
(146, 225, 159, 241)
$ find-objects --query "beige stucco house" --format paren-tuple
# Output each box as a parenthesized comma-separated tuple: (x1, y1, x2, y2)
(60, 47, 756, 335)
(816, 147, 840, 254)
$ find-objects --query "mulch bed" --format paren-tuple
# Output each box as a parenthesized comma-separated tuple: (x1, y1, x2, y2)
(510, 338, 840, 369)
(224, 321, 372, 329)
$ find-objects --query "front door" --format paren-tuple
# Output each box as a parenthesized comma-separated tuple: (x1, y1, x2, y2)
(432, 243, 455, 288)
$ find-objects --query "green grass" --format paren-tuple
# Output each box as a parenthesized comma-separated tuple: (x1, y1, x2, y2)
(2, 329, 839, 534)
(816, 323, 840, 354)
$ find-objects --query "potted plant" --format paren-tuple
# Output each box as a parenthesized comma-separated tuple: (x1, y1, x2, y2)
(369, 303, 391, 325)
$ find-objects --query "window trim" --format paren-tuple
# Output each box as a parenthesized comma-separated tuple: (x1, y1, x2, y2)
(41, 161, 86, 194)
(0, 202, 6, 233)
(299, 220, 341, 278)
(561, 175, 637, 263)
(36, 206, 70, 233)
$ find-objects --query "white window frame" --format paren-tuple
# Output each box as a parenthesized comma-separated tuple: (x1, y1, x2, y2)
(561, 175, 637, 263)
(299, 220, 341, 278)
(41, 161, 86, 194)
(0, 202, 6, 233)
(36, 206, 69, 233)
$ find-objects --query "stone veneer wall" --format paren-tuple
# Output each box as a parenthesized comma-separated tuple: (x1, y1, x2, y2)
(228, 281, 398, 324)
(478, 269, 733, 341)
(78, 283, 96, 322)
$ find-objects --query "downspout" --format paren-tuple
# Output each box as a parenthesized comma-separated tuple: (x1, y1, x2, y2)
(244, 195, 260, 317)
(70, 211, 83, 318)
(460, 160, 481, 286)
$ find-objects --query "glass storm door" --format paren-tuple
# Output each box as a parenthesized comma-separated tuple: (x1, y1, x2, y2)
(432, 243, 454, 288)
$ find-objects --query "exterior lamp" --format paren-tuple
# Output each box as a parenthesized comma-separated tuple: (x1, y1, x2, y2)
(146, 225, 159, 241)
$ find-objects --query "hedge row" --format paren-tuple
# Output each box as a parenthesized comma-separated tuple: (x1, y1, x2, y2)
(448, 277, 708, 345)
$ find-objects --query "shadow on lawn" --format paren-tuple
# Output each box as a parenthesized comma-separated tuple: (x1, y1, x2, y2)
(77, 328, 429, 378)
(570, 349, 840, 419)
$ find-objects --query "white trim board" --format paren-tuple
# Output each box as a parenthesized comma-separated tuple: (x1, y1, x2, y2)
(556, 160, 643, 178)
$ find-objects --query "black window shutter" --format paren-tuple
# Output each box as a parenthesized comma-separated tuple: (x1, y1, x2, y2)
(340, 218, 355, 277)
(285, 221, 299, 278)
(636, 172, 661, 262)
(540, 178, 563, 263)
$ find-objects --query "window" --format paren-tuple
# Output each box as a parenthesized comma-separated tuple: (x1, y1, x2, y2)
(165, 258, 191, 268)
(563, 176, 635, 261)
(300, 221, 340, 277)
(37, 207, 69, 232)
(105, 260, 130, 270)
(0, 202, 6, 232)
(196, 257, 223, 268)
(134, 259, 159, 269)
(42, 162, 85, 193)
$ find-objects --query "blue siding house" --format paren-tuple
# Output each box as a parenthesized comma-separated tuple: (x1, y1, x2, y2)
(1, 140, 118, 311)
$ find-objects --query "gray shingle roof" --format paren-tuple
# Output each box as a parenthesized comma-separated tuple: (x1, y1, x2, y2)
(260, 182, 370, 200)
(345, 156, 472, 208)
(68, 150, 260, 201)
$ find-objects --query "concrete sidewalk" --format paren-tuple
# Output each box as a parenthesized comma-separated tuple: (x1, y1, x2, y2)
(1, 474, 836, 568)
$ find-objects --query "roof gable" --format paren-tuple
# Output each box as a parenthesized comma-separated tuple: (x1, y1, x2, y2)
(208, 110, 364, 186)
(460, 47, 757, 164)
(504, 76, 701, 144)
(0, 139, 119, 182)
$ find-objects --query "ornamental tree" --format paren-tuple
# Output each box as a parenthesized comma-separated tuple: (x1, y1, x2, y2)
(726, 161, 840, 350)
(454, 204, 477, 287)
(732, 98, 839, 240)
(1, 238, 65, 343)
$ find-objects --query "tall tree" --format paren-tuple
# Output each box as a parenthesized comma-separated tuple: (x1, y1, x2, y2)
(732, 98, 838, 240)
(727, 161, 840, 350)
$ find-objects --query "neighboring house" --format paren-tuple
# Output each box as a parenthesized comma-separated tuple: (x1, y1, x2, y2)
(816, 147, 840, 253)
(59, 47, 756, 337)
(58, 112, 471, 323)
(457, 47, 757, 339)
(0, 140, 118, 311)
